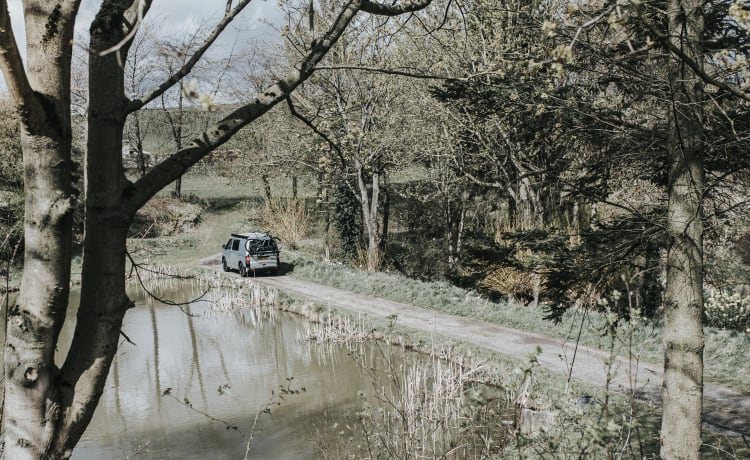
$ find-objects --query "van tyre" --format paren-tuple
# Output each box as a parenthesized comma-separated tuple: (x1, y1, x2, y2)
(222, 257, 229, 272)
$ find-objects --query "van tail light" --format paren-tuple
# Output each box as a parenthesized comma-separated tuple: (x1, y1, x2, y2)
(245, 255, 251, 264)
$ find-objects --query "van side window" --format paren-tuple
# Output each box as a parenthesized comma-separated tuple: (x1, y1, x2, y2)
(231, 239, 240, 251)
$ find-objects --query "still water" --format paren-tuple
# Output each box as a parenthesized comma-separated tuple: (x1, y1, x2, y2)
(48, 282, 396, 460)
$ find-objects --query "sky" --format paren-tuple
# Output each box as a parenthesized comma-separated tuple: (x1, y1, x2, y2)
(1, 0, 284, 92)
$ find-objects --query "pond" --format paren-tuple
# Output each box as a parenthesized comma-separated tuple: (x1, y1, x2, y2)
(1, 277, 504, 459)
(46, 280, 404, 459)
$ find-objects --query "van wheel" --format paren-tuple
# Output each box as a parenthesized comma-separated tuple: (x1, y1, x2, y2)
(222, 258, 229, 272)
(239, 263, 247, 277)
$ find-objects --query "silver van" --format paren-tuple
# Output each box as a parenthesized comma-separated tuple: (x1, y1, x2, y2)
(222, 232, 282, 276)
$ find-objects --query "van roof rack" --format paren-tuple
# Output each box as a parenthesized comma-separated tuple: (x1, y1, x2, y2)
(231, 232, 271, 238)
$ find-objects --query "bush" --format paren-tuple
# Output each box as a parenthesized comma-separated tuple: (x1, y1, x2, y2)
(704, 289, 750, 332)
(262, 197, 311, 250)
(131, 196, 202, 238)
(482, 265, 536, 305)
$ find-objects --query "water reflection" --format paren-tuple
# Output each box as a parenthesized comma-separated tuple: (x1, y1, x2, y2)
(63, 282, 395, 460)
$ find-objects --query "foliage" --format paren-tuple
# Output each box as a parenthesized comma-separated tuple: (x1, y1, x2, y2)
(333, 179, 361, 258)
(705, 289, 750, 332)
(0, 99, 23, 263)
(483, 265, 537, 305)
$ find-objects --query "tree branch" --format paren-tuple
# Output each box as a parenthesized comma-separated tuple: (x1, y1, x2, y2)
(632, 1, 750, 102)
(286, 96, 346, 165)
(98, 0, 151, 58)
(0, 1, 34, 108)
(314, 64, 448, 80)
(361, 0, 433, 16)
(126, 0, 253, 112)
(126, 0, 368, 212)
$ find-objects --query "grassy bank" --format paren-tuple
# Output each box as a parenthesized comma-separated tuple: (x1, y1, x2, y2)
(181, 266, 748, 459)
(282, 251, 750, 392)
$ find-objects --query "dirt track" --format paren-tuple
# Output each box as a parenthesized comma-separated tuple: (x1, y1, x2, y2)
(204, 257, 749, 438)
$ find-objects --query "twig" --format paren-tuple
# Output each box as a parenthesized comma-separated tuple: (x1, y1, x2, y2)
(125, 251, 207, 316)
(162, 390, 244, 435)
(120, 330, 137, 346)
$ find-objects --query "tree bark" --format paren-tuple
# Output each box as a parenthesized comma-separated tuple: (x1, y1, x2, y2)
(49, 3, 137, 455)
(164, 83, 185, 198)
(355, 158, 380, 271)
(380, 184, 389, 255)
(661, 0, 705, 458)
(1, 1, 77, 458)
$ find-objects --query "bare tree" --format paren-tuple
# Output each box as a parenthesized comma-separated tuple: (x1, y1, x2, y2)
(287, 1, 435, 270)
(0, 0, 434, 457)
(155, 23, 218, 197)
(124, 23, 160, 177)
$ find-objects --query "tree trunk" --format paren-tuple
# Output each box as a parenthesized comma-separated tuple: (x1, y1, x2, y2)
(2, 2, 76, 457)
(380, 185, 389, 256)
(661, 1, 705, 458)
(447, 196, 467, 271)
(173, 176, 182, 198)
(261, 174, 273, 206)
(168, 84, 186, 198)
(45, 6, 138, 455)
(4, 133, 74, 460)
(133, 112, 147, 178)
(355, 159, 379, 271)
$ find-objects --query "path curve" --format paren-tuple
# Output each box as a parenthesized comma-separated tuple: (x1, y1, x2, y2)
(203, 257, 749, 438)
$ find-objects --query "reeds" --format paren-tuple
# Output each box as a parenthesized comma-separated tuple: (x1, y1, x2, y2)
(314, 343, 511, 459)
(207, 281, 279, 326)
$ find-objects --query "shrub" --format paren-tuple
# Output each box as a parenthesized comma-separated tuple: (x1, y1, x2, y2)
(704, 288, 750, 332)
(131, 196, 202, 238)
(262, 197, 311, 250)
(482, 265, 536, 305)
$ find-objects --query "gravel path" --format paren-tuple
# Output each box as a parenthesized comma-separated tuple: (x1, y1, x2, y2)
(203, 256, 749, 438)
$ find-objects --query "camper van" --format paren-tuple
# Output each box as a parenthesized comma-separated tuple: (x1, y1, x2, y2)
(222, 232, 282, 276)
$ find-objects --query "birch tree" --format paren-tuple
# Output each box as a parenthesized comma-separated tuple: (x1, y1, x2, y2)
(0, 0, 434, 458)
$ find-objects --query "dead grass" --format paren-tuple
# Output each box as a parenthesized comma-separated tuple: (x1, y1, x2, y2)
(261, 197, 311, 249)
